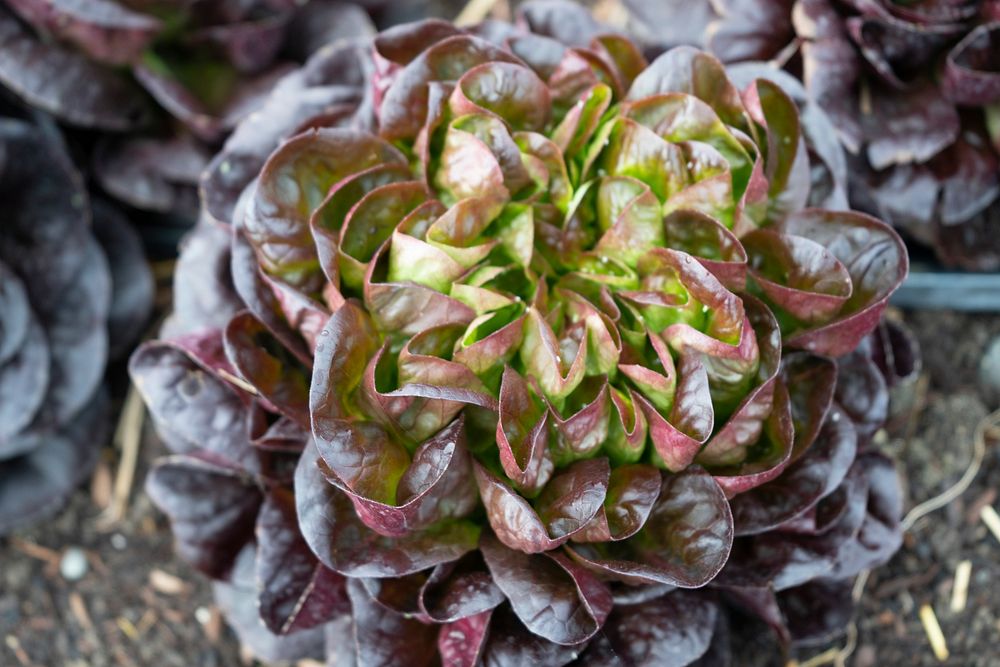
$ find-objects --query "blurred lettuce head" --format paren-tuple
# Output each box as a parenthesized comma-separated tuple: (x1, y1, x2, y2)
(0, 114, 152, 535)
(0, 0, 379, 219)
(131, 2, 910, 664)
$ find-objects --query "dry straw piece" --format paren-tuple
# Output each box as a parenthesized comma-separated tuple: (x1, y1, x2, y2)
(950, 560, 972, 613)
(980, 505, 1000, 545)
(918, 604, 949, 662)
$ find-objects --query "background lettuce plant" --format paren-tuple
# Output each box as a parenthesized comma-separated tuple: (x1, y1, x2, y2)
(628, 0, 1000, 271)
(0, 106, 153, 535)
(131, 2, 910, 664)
(0, 0, 380, 222)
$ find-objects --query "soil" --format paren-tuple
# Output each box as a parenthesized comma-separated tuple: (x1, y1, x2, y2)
(0, 419, 247, 667)
(850, 310, 1000, 667)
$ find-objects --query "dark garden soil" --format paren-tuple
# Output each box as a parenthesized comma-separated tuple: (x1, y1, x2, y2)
(848, 310, 1000, 667)
(3, 308, 999, 667)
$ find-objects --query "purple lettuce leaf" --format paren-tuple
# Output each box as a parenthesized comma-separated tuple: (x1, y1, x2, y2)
(90, 201, 154, 360)
(690, 608, 732, 667)
(162, 222, 243, 338)
(707, 0, 796, 63)
(566, 466, 733, 587)
(224, 310, 312, 427)
(0, 5, 154, 130)
(256, 487, 349, 634)
(438, 609, 492, 667)
(0, 119, 110, 427)
(572, 463, 662, 542)
(214, 545, 327, 663)
(30, 235, 110, 425)
(133, 54, 296, 143)
(419, 551, 506, 623)
(129, 338, 256, 466)
(283, 0, 375, 62)
(201, 39, 374, 224)
(719, 463, 869, 590)
(295, 440, 480, 578)
(480, 533, 613, 646)
(863, 79, 960, 171)
(145, 455, 261, 578)
(517, 0, 606, 49)
(315, 417, 479, 538)
(869, 318, 921, 431)
(344, 577, 439, 667)
(778, 577, 855, 647)
(825, 452, 903, 579)
(943, 23, 1000, 105)
(4, 0, 161, 66)
(696, 296, 783, 477)
(595, 590, 719, 667)
(623, 0, 717, 53)
(93, 133, 209, 217)
(730, 405, 856, 536)
(379, 34, 523, 141)
(244, 128, 405, 290)
(230, 228, 314, 365)
(794, 0, 863, 152)
(834, 344, 889, 444)
(0, 296, 45, 448)
(184, 12, 288, 74)
(478, 604, 582, 667)
(494, 365, 553, 495)
(0, 388, 108, 535)
(777, 209, 907, 357)
(473, 458, 608, 553)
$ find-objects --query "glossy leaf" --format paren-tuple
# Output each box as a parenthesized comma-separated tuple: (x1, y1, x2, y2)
(495, 366, 553, 495)
(730, 406, 857, 536)
(0, 7, 153, 129)
(130, 340, 254, 465)
(567, 466, 733, 587)
(480, 534, 613, 645)
(572, 463, 662, 542)
(380, 34, 523, 141)
(420, 552, 505, 623)
(256, 488, 348, 634)
(296, 441, 479, 578)
(600, 590, 718, 666)
(317, 417, 479, 537)
(479, 604, 580, 667)
(127, 13, 912, 665)
(224, 311, 311, 426)
(473, 459, 606, 553)
(245, 128, 405, 289)
(778, 210, 907, 357)
(214, 546, 327, 663)
(146, 456, 261, 578)
(347, 579, 439, 667)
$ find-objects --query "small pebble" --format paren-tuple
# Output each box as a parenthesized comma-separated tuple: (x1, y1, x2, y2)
(195, 606, 211, 625)
(59, 548, 88, 581)
(978, 336, 1000, 404)
(110, 533, 127, 550)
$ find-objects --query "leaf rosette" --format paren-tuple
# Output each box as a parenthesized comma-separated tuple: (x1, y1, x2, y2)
(134, 2, 910, 664)
(0, 112, 152, 535)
